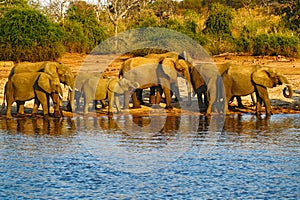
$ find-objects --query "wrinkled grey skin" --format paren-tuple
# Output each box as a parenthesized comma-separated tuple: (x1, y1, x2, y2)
(120, 56, 188, 110)
(189, 62, 227, 115)
(81, 76, 138, 114)
(145, 52, 192, 103)
(5, 72, 63, 119)
(74, 73, 107, 111)
(10, 61, 75, 112)
(221, 64, 293, 115)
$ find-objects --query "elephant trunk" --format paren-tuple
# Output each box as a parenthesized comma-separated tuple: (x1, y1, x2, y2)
(283, 84, 293, 98)
(279, 74, 293, 98)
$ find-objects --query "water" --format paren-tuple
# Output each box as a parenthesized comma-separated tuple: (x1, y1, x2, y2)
(0, 114, 299, 199)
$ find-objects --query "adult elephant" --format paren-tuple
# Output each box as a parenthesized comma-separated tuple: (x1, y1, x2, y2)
(221, 64, 293, 115)
(81, 76, 138, 114)
(5, 72, 63, 119)
(9, 61, 75, 112)
(189, 62, 228, 115)
(145, 51, 192, 104)
(120, 56, 189, 110)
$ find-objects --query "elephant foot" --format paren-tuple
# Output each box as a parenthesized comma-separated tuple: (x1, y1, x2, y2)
(6, 115, 13, 119)
(165, 105, 173, 110)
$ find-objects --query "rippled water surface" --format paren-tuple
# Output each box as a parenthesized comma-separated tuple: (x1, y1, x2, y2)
(0, 114, 299, 199)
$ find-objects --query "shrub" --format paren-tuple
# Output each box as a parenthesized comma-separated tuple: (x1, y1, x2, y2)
(0, 7, 65, 61)
(63, 2, 107, 53)
(254, 34, 299, 57)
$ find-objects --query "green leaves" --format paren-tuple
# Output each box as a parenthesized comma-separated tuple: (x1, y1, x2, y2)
(0, 7, 65, 61)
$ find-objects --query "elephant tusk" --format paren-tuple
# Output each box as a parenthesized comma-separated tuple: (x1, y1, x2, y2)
(68, 86, 73, 92)
(59, 93, 63, 99)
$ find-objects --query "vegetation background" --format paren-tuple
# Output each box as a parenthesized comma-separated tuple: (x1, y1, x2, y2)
(0, 0, 299, 61)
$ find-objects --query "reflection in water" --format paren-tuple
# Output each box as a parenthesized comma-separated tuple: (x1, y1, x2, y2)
(0, 114, 299, 198)
(0, 117, 76, 135)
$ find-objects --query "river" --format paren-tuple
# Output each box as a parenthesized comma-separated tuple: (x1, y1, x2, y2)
(0, 114, 299, 199)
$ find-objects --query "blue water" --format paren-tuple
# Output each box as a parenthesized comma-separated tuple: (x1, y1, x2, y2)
(0, 114, 299, 199)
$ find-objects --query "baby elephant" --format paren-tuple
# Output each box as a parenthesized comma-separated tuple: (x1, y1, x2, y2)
(5, 72, 63, 119)
(82, 76, 138, 114)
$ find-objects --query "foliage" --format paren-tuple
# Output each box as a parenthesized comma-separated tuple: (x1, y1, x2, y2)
(254, 34, 299, 57)
(0, 7, 65, 61)
(63, 1, 107, 53)
(1, 0, 300, 60)
(203, 3, 234, 37)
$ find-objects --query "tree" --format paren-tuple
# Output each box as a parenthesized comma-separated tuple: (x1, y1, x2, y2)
(63, 1, 107, 53)
(0, 7, 65, 61)
(100, 0, 139, 49)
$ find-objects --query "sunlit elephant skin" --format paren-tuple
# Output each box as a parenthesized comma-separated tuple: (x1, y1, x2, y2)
(145, 51, 192, 104)
(10, 61, 75, 112)
(74, 73, 107, 111)
(5, 72, 63, 119)
(120, 56, 187, 110)
(221, 64, 293, 115)
(81, 76, 138, 115)
(189, 62, 227, 115)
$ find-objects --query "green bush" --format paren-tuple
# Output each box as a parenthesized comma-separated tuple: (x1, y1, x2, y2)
(0, 8, 65, 61)
(203, 3, 234, 37)
(254, 34, 299, 57)
(63, 1, 107, 53)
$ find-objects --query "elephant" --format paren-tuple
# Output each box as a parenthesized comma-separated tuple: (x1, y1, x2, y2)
(4, 72, 63, 119)
(9, 61, 75, 112)
(74, 73, 107, 111)
(144, 51, 192, 104)
(81, 76, 138, 114)
(221, 64, 293, 115)
(119, 56, 190, 110)
(189, 62, 227, 115)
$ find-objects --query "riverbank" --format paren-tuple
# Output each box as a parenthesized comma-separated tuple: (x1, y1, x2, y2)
(0, 53, 299, 117)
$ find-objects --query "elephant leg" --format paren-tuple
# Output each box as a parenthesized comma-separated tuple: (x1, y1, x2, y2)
(6, 99, 14, 119)
(131, 91, 141, 109)
(17, 101, 25, 116)
(256, 86, 272, 115)
(255, 91, 263, 115)
(149, 87, 156, 104)
(83, 92, 92, 115)
(160, 78, 172, 110)
(114, 95, 121, 113)
(171, 82, 181, 102)
(154, 86, 163, 105)
(107, 92, 114, 114)
(123, 91, 130, 109)
(206, 79, 217, 115)
(36, 91, 49, 118)
(51, 92, 62, 118)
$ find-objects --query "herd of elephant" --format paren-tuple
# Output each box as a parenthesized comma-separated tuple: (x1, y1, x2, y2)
(1, 51, 293, 119)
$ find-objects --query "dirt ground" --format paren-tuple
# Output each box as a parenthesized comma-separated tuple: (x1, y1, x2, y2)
(0, 52, 300, 117)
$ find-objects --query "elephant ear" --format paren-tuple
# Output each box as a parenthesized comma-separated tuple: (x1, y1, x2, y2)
(37, 73, 52, 94)
(252, 68, 275, 88)
(161, 58, 177, 81)
(108, 78, 118, 93)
